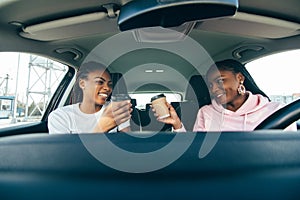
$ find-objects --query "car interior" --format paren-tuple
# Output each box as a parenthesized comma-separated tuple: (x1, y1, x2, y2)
(0, 0, 300, 199)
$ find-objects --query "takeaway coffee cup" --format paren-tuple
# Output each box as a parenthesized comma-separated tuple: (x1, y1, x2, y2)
(110, 94, 131, 116)
(151, 94, 170, 119)
(111, 94, 131, 110)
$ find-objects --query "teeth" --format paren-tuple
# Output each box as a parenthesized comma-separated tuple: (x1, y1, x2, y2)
(99, 93, 108, 97)
(216, 94, 223, 98)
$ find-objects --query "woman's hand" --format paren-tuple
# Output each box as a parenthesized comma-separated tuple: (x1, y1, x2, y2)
(94, 100, 132, 133)
(152, 102, 182, 129)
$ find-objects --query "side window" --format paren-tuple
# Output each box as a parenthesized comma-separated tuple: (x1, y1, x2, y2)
(0, 52, 68, 128)
(246, 49, 300, 104)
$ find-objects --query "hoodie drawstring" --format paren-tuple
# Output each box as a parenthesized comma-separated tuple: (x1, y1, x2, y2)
(220, 110, 224, 131)
(243, 114, 247, 131)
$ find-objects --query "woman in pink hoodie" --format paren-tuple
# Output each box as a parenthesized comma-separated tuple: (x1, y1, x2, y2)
(154, 59, 296, 131)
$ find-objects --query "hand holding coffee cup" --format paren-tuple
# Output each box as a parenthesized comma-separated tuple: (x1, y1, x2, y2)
(151, 94, 170, 119)
(110, 94, 132, 125)
(95, 94, 132, 132)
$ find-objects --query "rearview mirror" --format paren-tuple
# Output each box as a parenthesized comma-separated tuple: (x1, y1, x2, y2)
(118, 0, 239, 31)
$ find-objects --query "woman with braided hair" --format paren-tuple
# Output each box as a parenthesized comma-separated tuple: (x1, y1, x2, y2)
(153, 59, 296, 131)
(48, 61, 132, 134)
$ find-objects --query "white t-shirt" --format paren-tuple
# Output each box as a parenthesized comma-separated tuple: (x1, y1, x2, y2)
(48, 102, 130, 134)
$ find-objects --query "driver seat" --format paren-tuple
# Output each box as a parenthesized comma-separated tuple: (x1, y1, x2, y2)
(176, 75, 211, 131)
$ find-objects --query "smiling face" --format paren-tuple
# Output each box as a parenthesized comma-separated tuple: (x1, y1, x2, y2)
(207, 68, 245, 110)
(79, 69, 112, 107)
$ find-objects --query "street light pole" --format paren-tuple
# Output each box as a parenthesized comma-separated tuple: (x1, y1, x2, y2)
(11, 53, 20, 124)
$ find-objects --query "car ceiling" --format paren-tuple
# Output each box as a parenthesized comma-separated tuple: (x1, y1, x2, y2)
(0, 0, 300, 94)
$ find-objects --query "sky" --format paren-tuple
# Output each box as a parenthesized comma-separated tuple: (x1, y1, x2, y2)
(246, 49, 300, 96)
(0, 53, 28, 100)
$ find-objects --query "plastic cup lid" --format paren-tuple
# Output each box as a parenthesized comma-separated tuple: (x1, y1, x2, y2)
(111, 93, 131, 101)
(151, 93, 166, 102)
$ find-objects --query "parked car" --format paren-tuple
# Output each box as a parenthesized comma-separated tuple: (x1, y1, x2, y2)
(0, 0, 300, 199)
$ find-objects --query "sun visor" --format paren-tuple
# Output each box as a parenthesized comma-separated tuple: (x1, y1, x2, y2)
(197, 12, 300, 39)
(20, 11, 120, 41)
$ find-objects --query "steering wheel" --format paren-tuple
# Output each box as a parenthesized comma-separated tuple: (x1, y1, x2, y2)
(255, 99, 300, 130)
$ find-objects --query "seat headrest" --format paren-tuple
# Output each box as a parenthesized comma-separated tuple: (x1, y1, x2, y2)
(110, 73, 128, 95)
(185, 75, 211, 107)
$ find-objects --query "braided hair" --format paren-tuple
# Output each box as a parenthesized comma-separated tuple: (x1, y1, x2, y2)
(72, 61, 110, 103)
(207, 59, 270, 101)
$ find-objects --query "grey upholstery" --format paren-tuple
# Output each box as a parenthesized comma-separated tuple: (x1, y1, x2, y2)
(175, 75, 211, 131)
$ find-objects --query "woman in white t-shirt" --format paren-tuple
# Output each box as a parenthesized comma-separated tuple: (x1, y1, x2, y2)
(48, 61, 132, 134)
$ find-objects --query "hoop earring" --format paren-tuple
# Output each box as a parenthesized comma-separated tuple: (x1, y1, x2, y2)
(237, 81, 246, 95)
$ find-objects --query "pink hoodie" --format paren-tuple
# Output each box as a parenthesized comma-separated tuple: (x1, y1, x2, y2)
(174, 92, 296, 132)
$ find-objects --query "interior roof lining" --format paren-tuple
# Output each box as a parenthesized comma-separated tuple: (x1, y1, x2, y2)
(19, 11, 300, 42)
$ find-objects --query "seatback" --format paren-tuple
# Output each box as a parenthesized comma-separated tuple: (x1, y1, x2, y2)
(109, 72, 128, 99)
(176, 75, 211, 131)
